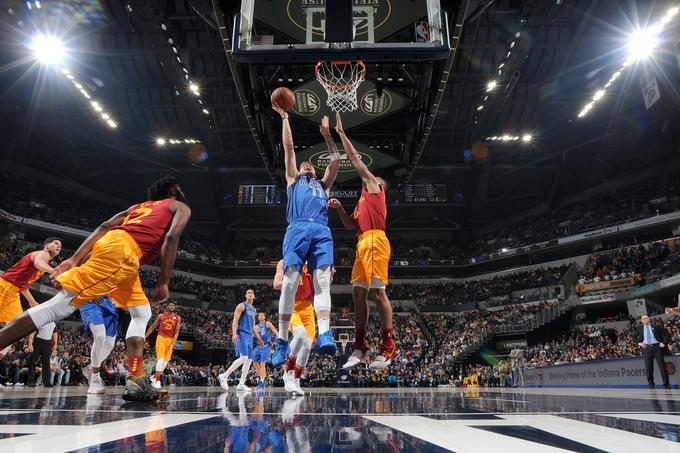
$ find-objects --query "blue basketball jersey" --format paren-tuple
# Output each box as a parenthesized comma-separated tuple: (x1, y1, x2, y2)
(237, 303, 256, 335)
(286, 175, 328, 225)
(258, 322, 272, 344)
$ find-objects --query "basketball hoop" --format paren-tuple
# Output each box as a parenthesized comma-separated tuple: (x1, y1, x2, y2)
(339, 332, 350, 353)
(315, 60, 366, 112)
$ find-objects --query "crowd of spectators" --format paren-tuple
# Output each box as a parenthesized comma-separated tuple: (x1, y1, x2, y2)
(387, 265, 567, 306)
(577, 239, 679, 288)
(470, 171, 680, 257)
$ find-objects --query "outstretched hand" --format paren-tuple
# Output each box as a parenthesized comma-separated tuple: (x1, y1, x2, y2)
(272, 103, 288, 119)
(320, 115, 330, 136)
(334, 112, 345, 135)
(50, 258, 75, 284)
(328, 198, 342, 210)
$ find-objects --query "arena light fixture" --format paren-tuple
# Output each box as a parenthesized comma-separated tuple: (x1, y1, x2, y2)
(627, 27, 661, 62)
(29, 33, 65, 65)
(522, 134, 532, 142)
(189, 82, 200, 95)
(202, 108, 209, 114)
(486, 80, 498, 92)
(576, 6, 679, 120)
(477, 105, 484, 111)
(156, 138, 166, 145)
(107, 120, 117, 128)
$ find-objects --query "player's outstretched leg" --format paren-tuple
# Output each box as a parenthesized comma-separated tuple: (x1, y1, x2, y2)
(368, 288, 399, 370)
(343, 285, 370, 370)
(273, 266, 299, 367)
(87, 323, 115, 394)
(122, 305, 166, 402)
(312, 265, 336, 355)
(283, 326, 308, 396)
(235, 358, 253, 393)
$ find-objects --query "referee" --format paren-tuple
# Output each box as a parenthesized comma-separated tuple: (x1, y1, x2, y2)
(636, 315, 671, 389)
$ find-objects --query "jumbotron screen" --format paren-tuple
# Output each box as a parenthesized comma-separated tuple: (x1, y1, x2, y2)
(400, 183, 449, 203)
(237, 185, 282, 205)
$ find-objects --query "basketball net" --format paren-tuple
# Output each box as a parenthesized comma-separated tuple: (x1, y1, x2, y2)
(315, 60, 366, 112)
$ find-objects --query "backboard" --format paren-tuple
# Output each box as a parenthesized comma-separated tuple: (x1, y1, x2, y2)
(229, 0, 449, 62)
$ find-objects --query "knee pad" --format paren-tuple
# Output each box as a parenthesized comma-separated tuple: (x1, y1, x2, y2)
(126, 304, 152, 339)
(27, 290, 77, 329)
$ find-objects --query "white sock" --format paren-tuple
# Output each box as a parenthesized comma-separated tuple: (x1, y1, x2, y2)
(278, 266, 300, 341)
(317, 317, 330, 334)
(239, 359, 252, 386)
(278, 321, 291, 341)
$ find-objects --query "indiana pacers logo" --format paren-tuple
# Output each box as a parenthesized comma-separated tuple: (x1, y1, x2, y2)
(361, 89, 392, 116)
(287, 0, 392, 41)
(666, 362, 676, 376)
(292, 89, 320, 116)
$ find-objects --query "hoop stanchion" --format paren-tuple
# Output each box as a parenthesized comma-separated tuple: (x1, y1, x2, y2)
(315, 60, 366, 112)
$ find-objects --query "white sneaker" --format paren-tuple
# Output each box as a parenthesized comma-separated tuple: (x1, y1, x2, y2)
(289, 378, 304, 396)
(283, 371, 296, 393)
(218, 373, 229, 391)
(343, 349, 369, 370)
(87, 375, 105, 394)
(235, 384, 252, 393)
(14, 382, 24, 387)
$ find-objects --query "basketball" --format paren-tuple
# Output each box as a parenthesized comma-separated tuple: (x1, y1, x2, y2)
(271, 87, 295, 112)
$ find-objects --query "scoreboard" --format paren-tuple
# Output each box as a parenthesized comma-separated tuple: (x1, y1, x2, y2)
(237, 185, 282, 205)
(400, 183, 449, 203)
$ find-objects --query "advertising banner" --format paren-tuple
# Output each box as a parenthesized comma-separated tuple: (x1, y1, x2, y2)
(174, 340, 194, 351)
(580, 293, 617, 305)
(524, 355, 680, 388)
(576, 277, 637, 293)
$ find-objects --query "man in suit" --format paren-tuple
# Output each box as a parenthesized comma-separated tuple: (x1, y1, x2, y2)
(637, 315, 671, 389)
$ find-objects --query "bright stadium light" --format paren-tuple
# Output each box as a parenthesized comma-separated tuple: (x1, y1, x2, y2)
(189, 83, 200, 95)
(522, 134, 532, 142)
(486, 80, 498, 92)
(156, 138, 166, 145)
(627, 27, 660, 61)
(29, 33, 65, 65)
(593, 89, 605, 101)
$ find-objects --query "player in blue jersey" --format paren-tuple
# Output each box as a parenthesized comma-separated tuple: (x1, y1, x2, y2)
(79, 295, 118, 394)
(218, 288, 264, 392)
(252, 312, 278, 390)
(271, 103, 341, 367)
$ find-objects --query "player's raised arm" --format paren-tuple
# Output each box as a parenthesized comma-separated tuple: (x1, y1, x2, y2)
(51, 211, 128, 280)
(152, 201, 191, 303)
(145, 316, 161, 339)
(274, 104, 298, 186)
(335, 113, 381, 193)
(320, 115, 341, 191)
(273, 259, 285, 291)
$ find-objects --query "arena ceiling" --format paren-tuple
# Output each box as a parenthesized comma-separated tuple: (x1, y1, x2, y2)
(0, 0, 678, 233)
